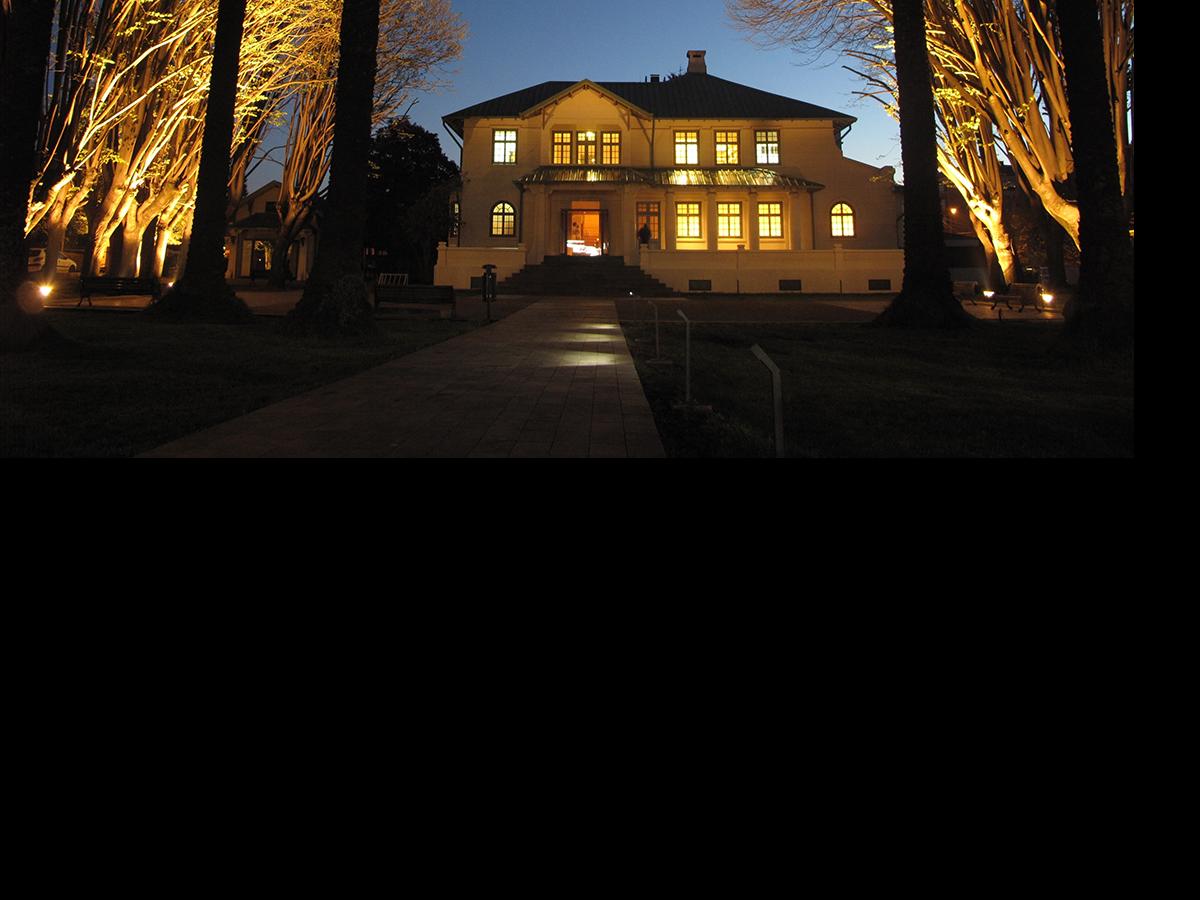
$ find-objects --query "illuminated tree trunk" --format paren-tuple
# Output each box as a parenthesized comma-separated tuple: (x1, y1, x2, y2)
(116, 211, 143, 277)
(1, 1, 55, 351)
(876, 0, 971, 328)
(1057, 0, 1133, 350)
(154, 0, 250, 320)
(288, 0, 380, 335)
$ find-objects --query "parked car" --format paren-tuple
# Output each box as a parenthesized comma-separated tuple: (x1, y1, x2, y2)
(27, 249, 79, 274)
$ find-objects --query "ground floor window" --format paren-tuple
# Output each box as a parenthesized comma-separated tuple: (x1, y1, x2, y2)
(717, 202, 743, 238)
(832, 202, 856, 237)
(676, 202, 702, 239)
(491, 202, 516, 237)
(637, 202, 660, 243)
(758, 202, 783, 238)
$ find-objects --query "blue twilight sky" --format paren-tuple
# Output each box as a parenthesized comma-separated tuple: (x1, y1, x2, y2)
(250, 0, 904, 189)
(411, 0, 902, 168)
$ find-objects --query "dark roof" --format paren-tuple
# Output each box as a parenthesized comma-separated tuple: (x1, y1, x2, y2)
(444, 73, 854, 136)
(233, 212, 280, 230)
(516, 166, 823, 191)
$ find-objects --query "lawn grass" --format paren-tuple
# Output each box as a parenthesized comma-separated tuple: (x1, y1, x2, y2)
(1, 311, 476, 457)
(621, 319, 1134, 458)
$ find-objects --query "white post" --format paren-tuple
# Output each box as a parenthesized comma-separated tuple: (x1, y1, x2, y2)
(751, 344, 785, 458)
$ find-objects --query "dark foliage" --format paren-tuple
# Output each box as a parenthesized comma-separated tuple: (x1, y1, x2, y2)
(365, 119, 459, 284)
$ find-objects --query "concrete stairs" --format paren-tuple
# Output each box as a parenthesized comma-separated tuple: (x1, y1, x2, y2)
(497, 255, 675, 297)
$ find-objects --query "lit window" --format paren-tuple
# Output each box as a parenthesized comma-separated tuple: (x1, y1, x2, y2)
(491, 202, 516, 237)
(716, 131, 740, 166)
(718, 202, 742, 238)
(755, 130, 780, 165)
(552, 132, 572, 165)
(450, 200, 460, 237)
(831, 202, 855, 237)
(675, 132, 699, 166)
(758, 202, 783, 238)
(637, 202, 660, 242)
(677, 202, 701, 239)
(576, 131, 597, 166)
(493, 130, 518, 165)
(601, 132, 621, 166)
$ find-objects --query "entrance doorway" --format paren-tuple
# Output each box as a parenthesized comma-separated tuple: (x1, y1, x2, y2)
(563, 208, 608, 256)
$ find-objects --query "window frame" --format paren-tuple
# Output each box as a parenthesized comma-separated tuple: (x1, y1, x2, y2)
(674, 131, 700, 166)
(717, 202, 743, 239)
(758, 201, 784, 239)
(493, 129, 518, 166)
(715, 131, 740, 166)
(637, 202, 661, 243)
(490, 202, 517, 238)
(755, 130, 780, 165)
(601, 131, 621, 166)
(676, 201, 702, 239)
(552, 131, 572, 166)
(575, 130, 598, 166)
(831, 202, 856, 238)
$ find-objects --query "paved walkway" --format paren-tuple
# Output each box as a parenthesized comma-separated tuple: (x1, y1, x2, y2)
(143, 298, 666, 459)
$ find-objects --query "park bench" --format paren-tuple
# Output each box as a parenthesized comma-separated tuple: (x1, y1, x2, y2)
(954, 280, 981, 305)
(374, 277, 455, 307)
(1012, 282, 1050, 313)
(79, 275, 162, 307)
(373, 272, 409, 305)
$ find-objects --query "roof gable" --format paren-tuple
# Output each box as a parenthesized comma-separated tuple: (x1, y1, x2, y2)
(443, 72, 855, 137)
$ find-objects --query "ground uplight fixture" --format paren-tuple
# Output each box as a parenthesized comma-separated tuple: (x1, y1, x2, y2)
(1041, 293, 1054, 305)
(983, 290, 995, 299)
(38, 284, 52, 298)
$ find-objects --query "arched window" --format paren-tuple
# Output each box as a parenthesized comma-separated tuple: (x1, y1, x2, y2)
(831, 203, 856, 238)
(491, 202, 516, 238)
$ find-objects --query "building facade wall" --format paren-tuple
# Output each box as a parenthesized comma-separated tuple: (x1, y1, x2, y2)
(443, 82, 903, 292)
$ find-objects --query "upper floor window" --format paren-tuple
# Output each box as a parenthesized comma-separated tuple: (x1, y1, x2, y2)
(552, 131, 572, 165)
(491, 202, 516, 237)
(715, 131, 740, 166)
(493, 130, 518, 165)
(831, 202, 856, 237)
(756, 130, 780, 165)
(450, 200, 461, 237)
(576, 131, 597, 166)
(601, 132, 621, 166)
(675, 131, 699, 166)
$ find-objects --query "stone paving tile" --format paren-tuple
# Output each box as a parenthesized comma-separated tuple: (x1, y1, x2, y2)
(143, 298, 667, 459)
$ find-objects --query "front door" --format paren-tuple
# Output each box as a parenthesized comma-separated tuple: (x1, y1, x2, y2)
(563, 209, 607, 256)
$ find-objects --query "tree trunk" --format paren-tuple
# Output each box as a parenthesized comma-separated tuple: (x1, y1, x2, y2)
(153, 223, 172, 279)
(1043, 208, 1067, 289)
(116, 211, 143, 277)
(1057, 0, 1134, 351)
(288, 0, 380, 335)
(1, 1, 56, 351)
(153, 0, 249, 321)
(268, 214, 304, 288)
(876, 0, 971, 328)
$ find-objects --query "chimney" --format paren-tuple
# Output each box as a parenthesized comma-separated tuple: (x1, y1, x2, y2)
(687, 50, 707, 74)
(649, 74, 661, 83)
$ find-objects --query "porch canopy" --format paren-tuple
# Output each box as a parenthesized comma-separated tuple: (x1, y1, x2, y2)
(516, 166, 824, 191)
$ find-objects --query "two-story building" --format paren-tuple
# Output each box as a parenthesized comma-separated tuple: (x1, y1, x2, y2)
(435, 51, 904, 295)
